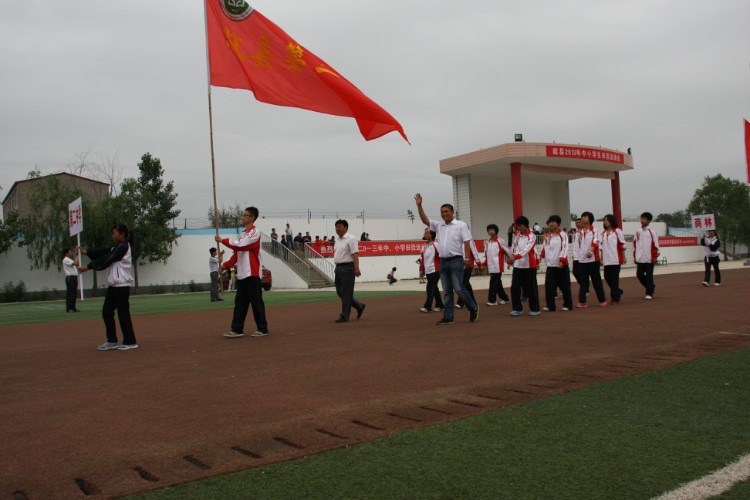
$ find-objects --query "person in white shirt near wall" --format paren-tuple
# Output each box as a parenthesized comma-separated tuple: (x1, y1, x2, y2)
(509, 216, 540, 316)
(540, 215, 573, 312)
(482, 224, 511, 306)
(574, 211, 608, 308)
(62, 248, 80, 313)
(419, 228, 444, 313)
(701, 229, 721, 286)
(415, 193, 478, 325)
(600, 214, 627, 304)
(633, 211, 661, 300)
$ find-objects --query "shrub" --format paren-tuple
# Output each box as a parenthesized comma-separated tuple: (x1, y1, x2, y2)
(188, 280, 204, 292)
(1, 281, 26, 303)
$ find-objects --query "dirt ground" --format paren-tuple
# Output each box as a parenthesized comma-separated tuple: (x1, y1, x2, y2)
(1, 268, 748, 500)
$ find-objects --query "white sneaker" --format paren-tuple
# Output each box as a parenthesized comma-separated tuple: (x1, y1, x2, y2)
(645, 295, 653, 300)
(97, 342, 119, 351)
(250, 330, 268, 337)
(433, 307, 443, 312)
(486, 302, 498, 306)
(499, 300, 507, 305)
(702, 281, 709, 287)
(714, 283, 721, 286)
(542, 307, 550, 311)
(562, 307, 570, 311)
(117, 344, 139, 350)
(419, 307, 430, 313)
(454, 304, 463, 309)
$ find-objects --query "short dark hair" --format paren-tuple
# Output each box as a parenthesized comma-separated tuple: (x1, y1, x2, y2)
(335, 219, 348, 228)
(581, 211, 594, 224)
(63, 248, 71, 256)
(641, 211, 653, 221)
(546, 215, 561, 225)
(210, 247, 217, 254)
(441, 203, 454, 212)
(112, 223, 128, 237)
(575, 217, 582, 222)
(486, 223, 499, 233)
(603, 214, 618, 228)
(515, 215, 529, 228)
(245, 206, 259, 219)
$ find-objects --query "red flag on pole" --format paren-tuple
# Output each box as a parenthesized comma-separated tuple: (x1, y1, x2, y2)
(205, 1, 409, 143)
(744, 119, 750, 183)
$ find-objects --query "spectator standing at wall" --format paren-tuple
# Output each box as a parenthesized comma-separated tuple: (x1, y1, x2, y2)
(634, 211, 660, 300)
(215, 206, 269, 338)
(419, 228, 444, 312)
(285, 224, 294, 250)
(62, 248, 80, 313)
(540, 215, 573, 312)
(415, 193, 478, 325)
(270, 228, 279, 256)
(77, 224, 138, 350)
(333, 219, 366, 323)
(600, 214, 626, 304)
(575, 211, 607, 308)
(701, 229, 721, 286)
(508, 216, 540, 316)
(533, 222, 542, 235)
(209, 247, 225, 302)
(482, 224, 511, 306)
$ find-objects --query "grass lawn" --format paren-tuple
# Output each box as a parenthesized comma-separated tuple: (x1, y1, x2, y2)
(121, 348, 750, 500)
(0, 289, 421, 327)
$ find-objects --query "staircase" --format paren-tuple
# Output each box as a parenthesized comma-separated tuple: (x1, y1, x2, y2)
(261, 237, 334, 289)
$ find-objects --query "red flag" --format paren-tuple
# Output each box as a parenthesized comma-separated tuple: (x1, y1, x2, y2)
(205, 1, 408, 143)
(745, 119, 750, 183)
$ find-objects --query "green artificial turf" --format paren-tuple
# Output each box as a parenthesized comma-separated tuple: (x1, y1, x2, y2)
(121, 348, 750, 500)
(0, 289, 420, 326)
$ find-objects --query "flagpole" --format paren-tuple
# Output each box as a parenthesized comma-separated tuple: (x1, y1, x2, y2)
(204, 0, 220, 237)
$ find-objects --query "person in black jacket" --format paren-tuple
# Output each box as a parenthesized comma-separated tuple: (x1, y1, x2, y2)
(700, 229, 721, 286)
(77, 224, 138, 351)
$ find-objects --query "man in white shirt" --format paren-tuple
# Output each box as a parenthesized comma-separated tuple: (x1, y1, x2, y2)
(633, 211, 660, 299)
(62, 248, 80, 313)
(333, 219, 365, 322)
(415, 193, 478, 325)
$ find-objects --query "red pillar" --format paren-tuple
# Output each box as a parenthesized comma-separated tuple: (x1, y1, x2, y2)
(611, 171, 622, 228)
(511, 162, 523, 221)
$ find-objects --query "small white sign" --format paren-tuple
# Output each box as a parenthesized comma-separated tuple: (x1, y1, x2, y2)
(691, 213, 715, 231)
(68, 197, 83, 236)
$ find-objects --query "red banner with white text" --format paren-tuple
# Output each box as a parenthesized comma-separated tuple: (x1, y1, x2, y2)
(546, 145, 624, 164)
(309, 240, 486, 257)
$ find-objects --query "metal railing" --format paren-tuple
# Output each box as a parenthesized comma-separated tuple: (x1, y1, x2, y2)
(260, 233, 331, 286)
(303, 243, 336, 282)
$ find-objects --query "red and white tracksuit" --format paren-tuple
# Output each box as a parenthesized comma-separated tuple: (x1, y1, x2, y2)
(419, 241, 441, 274)
(600, 228, 626, 266)
(634, 226, 660, 264)
(511, 230, 538, 269)
(483, 237, 511, 273)
(540, 230, 569, 267)
(221, 226, 262, 279)
(575, 227, 601, 264)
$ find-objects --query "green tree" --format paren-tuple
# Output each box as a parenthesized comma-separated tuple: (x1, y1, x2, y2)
(117, 153, 181, 291)
(0, 211, 21, 254)
(656, 210, 690, 229)
(207, 202, 243, 229)
(687, 174, 750, 260)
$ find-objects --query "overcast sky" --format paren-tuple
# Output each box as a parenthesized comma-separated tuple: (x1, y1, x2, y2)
(1, 0, 748, 226)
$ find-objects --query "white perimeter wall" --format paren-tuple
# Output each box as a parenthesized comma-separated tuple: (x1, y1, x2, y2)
(1, 218, 699, 293)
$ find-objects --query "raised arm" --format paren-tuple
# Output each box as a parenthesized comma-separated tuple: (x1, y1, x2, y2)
(414, 193, 430, 226)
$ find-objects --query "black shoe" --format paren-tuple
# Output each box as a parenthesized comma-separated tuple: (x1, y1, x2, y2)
(436, 317, 454, 325)
(335, 317, 348, 323)
(356, 304, 366, 319)
(469, 307, 478, 323)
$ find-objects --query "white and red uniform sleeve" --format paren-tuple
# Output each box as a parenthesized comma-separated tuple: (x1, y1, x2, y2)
(221, 226, 262, 279)
(601, 228, 627, 266)
(483, 238, 509, 273)
(577, 227, 601, 263)
(512, 231, 538, 269)
(634, 227, 660, 263)
(541, 231, 568, 267)
(421, 242, 440, 274)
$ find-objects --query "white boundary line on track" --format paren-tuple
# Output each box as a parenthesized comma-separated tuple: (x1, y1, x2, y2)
(650, 453, 750, 500)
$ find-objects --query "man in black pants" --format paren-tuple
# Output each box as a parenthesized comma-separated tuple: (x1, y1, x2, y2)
(215, 206, 269, 338)
(77, 224, 138, 350)
(333, 219, 365, 323)
(62, 248, 80, 312)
